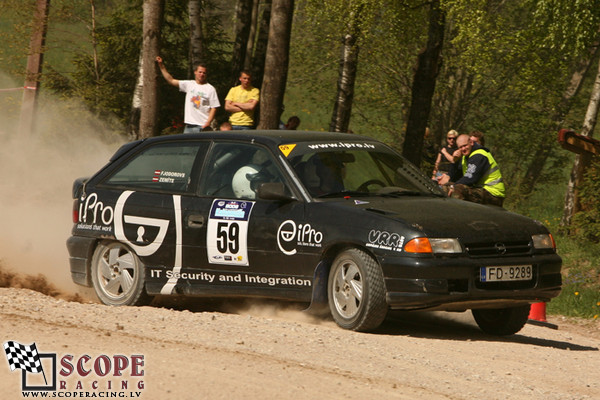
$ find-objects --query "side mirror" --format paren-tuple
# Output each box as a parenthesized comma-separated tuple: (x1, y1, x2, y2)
(257, 182, 295, 202)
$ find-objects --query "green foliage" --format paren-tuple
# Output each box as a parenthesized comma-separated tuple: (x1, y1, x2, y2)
(548, 285, 600, 319)
(510, 179, 600, 319)
(572, 159, 600, 242)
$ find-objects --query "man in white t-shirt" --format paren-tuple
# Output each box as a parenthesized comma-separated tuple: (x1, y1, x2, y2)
(156, 56, 220, 133)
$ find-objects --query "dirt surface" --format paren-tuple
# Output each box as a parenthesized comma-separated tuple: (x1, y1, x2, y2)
(0, 287, 598, 400)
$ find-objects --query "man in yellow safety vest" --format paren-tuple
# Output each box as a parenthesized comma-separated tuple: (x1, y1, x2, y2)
(437, 133, 505, 207)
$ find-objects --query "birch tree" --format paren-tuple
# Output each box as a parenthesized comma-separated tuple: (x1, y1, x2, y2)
(562, 52, 600, 227)
(139, 0, 164, 138)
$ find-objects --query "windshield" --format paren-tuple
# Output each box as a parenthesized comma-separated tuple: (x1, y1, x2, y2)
(286, 141, 443, 198)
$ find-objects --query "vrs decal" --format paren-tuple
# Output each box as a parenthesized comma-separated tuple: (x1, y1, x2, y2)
(277, 220, 323, 256)
(207, 200, 254, 266)
(366, 229, 405, 252)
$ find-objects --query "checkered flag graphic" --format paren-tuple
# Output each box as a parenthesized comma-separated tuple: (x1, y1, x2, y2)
(3, 341, 44, 374)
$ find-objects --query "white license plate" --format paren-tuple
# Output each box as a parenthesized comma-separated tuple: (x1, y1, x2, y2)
(480, 265, 532, 282)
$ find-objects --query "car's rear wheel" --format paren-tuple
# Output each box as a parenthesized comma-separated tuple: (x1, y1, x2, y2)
(471, 305, 530, 336)
(328, 248, 388, 332)
(91, 241, 152, 306)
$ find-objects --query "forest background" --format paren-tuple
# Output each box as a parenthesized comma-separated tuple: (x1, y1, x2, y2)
(1, 0, 600, 319)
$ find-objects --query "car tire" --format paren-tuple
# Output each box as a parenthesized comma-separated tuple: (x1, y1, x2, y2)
(328, 248, 388, 332)
(91, 241, 152, 306)
(471, 305, 530, 336)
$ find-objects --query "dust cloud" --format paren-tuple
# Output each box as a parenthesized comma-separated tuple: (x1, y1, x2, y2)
(0, 73, 124, 294)
(0, 75, 329, 324)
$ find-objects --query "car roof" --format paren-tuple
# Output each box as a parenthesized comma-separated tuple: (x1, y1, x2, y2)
(137, 130, 379, 148)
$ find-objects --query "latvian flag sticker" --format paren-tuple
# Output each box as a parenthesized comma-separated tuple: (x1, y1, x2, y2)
(153, 170, 161, 182)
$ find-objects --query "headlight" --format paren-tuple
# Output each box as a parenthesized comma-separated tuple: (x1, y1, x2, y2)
(532, 234, 556, 250)
(404, 238, 462, 254)
(429, 238, 462, 253)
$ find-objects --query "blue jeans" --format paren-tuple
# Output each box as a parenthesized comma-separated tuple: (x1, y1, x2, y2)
(232, 125, 252, 130)
(184, 124, 203, 134)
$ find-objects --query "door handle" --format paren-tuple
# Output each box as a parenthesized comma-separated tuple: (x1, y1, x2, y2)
(187, 214, 205, 228)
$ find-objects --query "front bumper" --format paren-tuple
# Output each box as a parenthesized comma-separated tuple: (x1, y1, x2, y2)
(380, 253, 562, 311)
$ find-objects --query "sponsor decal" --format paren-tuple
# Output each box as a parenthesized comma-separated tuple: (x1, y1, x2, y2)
(77, 191, 179, 259)
(76, 193, 114, 233)
(149, 268, 311, 288)
(366, 229, 405, 252)
(114, 191, 174, 257)
(3, 341, 144, 397)
(278, 144, 296, 157)
(207, 200, 254, 266)
(277, 220, 323, 256)
(306, 142, 376, 150)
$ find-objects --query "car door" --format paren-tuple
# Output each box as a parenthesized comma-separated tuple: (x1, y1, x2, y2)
(177, 141, 318, 300)
(93, 140, 210, 295)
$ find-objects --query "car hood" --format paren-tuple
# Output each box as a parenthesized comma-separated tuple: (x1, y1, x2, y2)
(344, 195, 547, 243)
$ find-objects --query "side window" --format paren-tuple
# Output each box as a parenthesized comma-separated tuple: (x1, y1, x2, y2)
(104, 142, 206, 192)
(200, 142, 287, 200)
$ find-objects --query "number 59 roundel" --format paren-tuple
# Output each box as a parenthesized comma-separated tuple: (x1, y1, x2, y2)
(206, 199, 255, 266)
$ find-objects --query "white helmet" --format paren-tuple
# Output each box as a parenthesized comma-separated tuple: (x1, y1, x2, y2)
(232, 164, 261, 199)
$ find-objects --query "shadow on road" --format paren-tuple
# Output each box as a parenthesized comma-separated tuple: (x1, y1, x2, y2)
(376, 310, 598, 351)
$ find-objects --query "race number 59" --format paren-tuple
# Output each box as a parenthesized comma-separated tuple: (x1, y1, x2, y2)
(216, 221, 239, 254)
(207, 200, 254, 266)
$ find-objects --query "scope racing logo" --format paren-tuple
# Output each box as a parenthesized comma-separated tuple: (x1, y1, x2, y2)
(3, 340, 145, 397)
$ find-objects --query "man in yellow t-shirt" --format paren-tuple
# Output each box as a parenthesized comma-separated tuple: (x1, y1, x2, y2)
(225, 71, 260, 129)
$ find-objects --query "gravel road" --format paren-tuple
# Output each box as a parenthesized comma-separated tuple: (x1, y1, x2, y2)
(0, 287, 598, 400)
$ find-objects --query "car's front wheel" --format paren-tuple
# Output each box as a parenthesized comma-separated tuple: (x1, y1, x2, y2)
(91, 241, 152, 306)
(328, 248, 388, 332)
(471, 305, 530, 336)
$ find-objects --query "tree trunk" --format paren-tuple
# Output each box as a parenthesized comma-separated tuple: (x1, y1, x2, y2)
(251, 0, 271, 90)
(139, 0, 164, 139)
(521, 39, 600, 194)
(231, 0, 253, 85)
(244, 0, 260, 70)
(401, 0, 445, 167)
(257, 0, 294, 130)
(561, 56, 600, 227)
(329, 6, 362, 133)
(129, 54, 143, 139)
(188, 0, 204, 68)
(19, 0, 51, 137)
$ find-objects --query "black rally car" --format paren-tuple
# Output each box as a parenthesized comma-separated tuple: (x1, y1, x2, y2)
(67, 131, 562, 334)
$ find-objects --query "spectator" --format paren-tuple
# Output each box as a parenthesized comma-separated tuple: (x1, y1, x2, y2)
(437, 134, 505, 206)
(155, 56, 220, 133)
(283, 116, 301, 130)
(219, 121, 232, 131)
(431, 129, 458, 179)
(469, 130, 485, 146)
(225, 70, 260, 130)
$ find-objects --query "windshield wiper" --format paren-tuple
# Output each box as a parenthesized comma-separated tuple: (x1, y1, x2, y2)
(377, 190, 427, 197)
(316, 190, 374, 198)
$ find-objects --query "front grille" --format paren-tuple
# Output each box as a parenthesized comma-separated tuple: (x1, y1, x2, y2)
(465, 240, 532, 258)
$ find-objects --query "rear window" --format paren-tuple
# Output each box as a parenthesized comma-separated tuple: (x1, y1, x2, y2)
(104, 142, 206, 192)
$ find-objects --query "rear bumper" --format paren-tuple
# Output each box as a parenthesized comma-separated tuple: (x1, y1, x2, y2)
(66, 236, 97, 287)
(380, 253, 562, 311)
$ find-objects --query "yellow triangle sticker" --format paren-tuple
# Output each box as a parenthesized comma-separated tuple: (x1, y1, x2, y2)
(279, 144, 296, 157)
